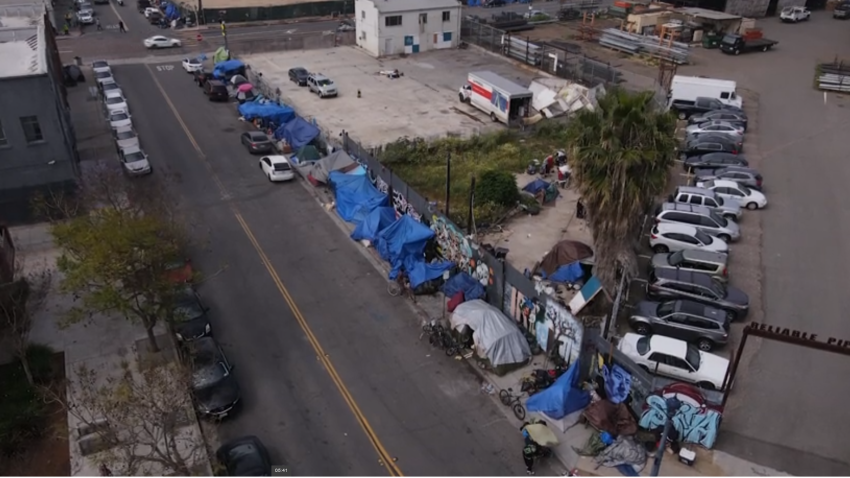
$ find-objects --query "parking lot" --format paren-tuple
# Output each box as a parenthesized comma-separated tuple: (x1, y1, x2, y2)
(242, 47, 537, 146)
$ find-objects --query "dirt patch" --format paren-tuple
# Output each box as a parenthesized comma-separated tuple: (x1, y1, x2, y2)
(0, 352, 71, 477)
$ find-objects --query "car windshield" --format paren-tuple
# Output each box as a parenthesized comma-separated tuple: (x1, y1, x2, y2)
(656, 301, 675, 316)
(116, 130, 135, 140)
(317, 79, 333, 86)
(96, 71, 111, 79)
(93, 61, 107, 68)
(106, 97, 124, 104)
(192, 362, 228, 390)
(174, 303, 204, 321)
(124, 151, 145, 162)
(737, 184, 752, 195)
(710, 211, 728, 227)
(188, 59, 200, 65)
(635, 336, 650, 355)
(667, 250, 685, 266)
(111, 113, 128, 121)
(694, 229, 712, 245)
(273, 163, 291, 172)
(103, 84, 118, 91)
(685, 344, 701, 370)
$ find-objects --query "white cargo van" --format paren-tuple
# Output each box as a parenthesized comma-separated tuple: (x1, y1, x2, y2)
(670, 75, 742, 108)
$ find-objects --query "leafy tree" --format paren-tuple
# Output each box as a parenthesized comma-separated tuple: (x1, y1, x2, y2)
(475, 169, 520, 207)
(565, 88, 677, 288)
(51, 207, 185, 352)
(0, 270, 53, 386)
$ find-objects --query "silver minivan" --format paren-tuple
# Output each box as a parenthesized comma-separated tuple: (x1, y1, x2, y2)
(655, 202, 741, 242)
(670, 186, 741, 220)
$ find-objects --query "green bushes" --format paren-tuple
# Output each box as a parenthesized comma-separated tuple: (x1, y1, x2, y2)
(0, 344, 55, 458)
(476, 170, 520, 207)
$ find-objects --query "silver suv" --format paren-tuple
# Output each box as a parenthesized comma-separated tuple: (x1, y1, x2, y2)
(650, 249, 729, 282)
(655, 202, 741, 242)
(669, 186, 741, 220)
(307, 73, 338, 98)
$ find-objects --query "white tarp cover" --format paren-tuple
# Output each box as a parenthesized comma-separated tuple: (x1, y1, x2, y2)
(450, 300, 532, 367)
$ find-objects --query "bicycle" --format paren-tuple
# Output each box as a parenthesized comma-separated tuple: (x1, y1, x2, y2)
(386, 273, 414, 301)
(498, 387, 527, 420)
(422, 323, 459, 356)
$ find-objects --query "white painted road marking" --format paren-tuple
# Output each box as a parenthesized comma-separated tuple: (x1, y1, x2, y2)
(156, 64, 174, 71)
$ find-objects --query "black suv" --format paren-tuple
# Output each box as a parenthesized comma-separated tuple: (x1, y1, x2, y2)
(172, 286, 211, 342)
(646, 268, 749, 320)
(288, 67, 309, 86)
(684, 152, 748, 172)
(204, 79, 229, 101)
(184, 337, 240, 418)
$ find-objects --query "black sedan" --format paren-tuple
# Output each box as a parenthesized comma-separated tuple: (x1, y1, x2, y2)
(684, 152, 749, 172)
(185, 337, 240, 418)
(288, 66, 309, 86)
(172, 286, 211, 342)
(679, 138, 739, 161)
(241, 131, 274, 154)
(216, 436, 271, 476)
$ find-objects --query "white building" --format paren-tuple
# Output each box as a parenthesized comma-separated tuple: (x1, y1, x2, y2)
(355, 0, 462, 58)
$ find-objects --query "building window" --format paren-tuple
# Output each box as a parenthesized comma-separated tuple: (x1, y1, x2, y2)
(442, 11, 451, 22)
(361, 9, 365, 19)
(20, 116, 43, 144)
(0, 120, 7, 147)
(419, 12, 427, 24)
(385, 15, 402, 27)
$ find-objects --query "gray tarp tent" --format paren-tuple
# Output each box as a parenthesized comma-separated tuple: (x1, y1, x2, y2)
(450, 300, 532, 367)
(308, 150, 359, 184)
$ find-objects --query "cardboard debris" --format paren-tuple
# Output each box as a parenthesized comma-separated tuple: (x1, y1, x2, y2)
(529, 78, 606, 119)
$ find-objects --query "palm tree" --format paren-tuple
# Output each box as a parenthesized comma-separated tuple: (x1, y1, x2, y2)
(565, 87, 678, 290)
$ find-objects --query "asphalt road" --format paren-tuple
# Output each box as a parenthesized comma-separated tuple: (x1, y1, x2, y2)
(110, 62, 562, 476)
(680, 13, 850, 475)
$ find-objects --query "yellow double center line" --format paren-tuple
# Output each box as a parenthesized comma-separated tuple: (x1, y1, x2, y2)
(145, 65, 403, 477)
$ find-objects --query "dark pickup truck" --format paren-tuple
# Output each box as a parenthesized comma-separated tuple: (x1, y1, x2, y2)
(719, 34, 777, 55)
(669, 97, 743, 120)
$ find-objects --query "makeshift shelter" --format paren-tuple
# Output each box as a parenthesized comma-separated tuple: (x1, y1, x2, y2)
(350, 207, 397, 242)
(538, 240, 593, 283)
(329, 171, 388, 224)
(292, 145, 321, 164)
(230, 74, 248, 86)
(237, 103, 295, 126)
(450, 300, 532, 367)
(309, 150, 359, 184)
(213, 47, 229, 64)
(374, 215, 453, 285)
(274, 116, 319, 151)
(212, 59, 245, 79)
(522, 178, 559, 204)
(526, 359, 591, 419)
(442, 272, 486, 302)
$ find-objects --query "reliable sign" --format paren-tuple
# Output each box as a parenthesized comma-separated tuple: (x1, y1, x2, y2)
(748, 322, 850, 349)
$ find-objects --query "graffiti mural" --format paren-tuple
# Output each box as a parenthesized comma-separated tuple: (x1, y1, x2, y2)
(471, 259, 494, 287)
(431, 214, 473, 271)
(350, 153, 421, 221)
(639, 393, 722, 449)
(544, 301, 582, 362)
(504, 285, 543, 332)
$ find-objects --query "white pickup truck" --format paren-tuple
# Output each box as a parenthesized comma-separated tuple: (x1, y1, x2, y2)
(779, 6, 811, 22)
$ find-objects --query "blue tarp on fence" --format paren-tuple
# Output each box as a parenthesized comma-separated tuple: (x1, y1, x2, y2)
(405, 258, 454, 289)
(350, 207, 397, 242)
(442, 272, 485, 301)
(212, 59, 244, 79)
(329, 171, 388, 224)
(526, 359, 591, 419)
(374, 215, 454, 284)
(237, 102, 295, 125)
(274, 116, 319, 150)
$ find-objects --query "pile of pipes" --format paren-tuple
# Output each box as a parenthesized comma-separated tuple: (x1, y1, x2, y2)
(598, 28, 690, 64)
(816, 62, 850, 92)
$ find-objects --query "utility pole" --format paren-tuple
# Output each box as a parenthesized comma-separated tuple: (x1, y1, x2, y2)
(445, 151, 451, 218)
(467, 176, 475, 234)
(650, 397, 682, 477)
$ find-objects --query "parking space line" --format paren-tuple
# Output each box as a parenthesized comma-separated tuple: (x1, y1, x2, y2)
(631, 278, 648, 284)
(638, 254, 652, 259)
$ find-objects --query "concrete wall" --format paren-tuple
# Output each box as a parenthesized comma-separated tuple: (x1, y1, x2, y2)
(355, 0, 380, 56)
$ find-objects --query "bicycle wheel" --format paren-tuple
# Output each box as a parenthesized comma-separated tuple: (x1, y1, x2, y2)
(422, 323, 432, 333)
(445, 344, 458, 356)
(387, 280, 401, 297)
(512, 402, 527, 421)
(499, 390, 512, 406)
(428, 333, 440, 347)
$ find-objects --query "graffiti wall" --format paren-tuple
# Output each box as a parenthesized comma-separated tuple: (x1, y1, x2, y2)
(639, 394, 722, 449)
(430, 214, 474, 271)
(544, 301, 583, 362)
(348, 151, 422, 222)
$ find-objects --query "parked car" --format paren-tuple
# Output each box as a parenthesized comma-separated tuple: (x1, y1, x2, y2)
(173, 286, 212, 342)
(679, 138, 739, 159)
(143, 6, 159, 16)
(118, 145, 151, 176)
(618, 333, 730, 390)
(288, 67, 309, 86)
(646, 268, 749, 320)
(692, 166, 763, 190)
(100, 81, 122, 98)
(185, 337, 240, 418)
(669, 97, 743, 120)
(144, 35, 181, 49)
(94, 70, 114, 87)
(780, 5, 810, 22)
(241, 131, 274, 154)
(182, 58, 203, 73)
(307, 73, 338, 98)
(103, 90, 130, 115)
(650, 249, 729, 282)
(91, 60, 111, 75)
(216, 436, 271, 476)
(108, 109, 132, 130)
(76, 10, 94, 24)
(685, 121, 744, 142)
(684, 133, 743, 152)
(695, 179, 767, 210)
(259, 155, 295, 182)
(683, 152, 749, 172)
(628, 300, 730, 351)
(649, 223, 729, 254)
(112, 126, 139, 151)
(669, 186, 741, 220)
(204, 79, 229, 101)
(834, 1, 850, 18)
(654, 202, 741, 242)
(688, 110, 748, 131)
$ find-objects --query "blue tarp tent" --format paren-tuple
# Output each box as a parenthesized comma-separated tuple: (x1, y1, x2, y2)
(526, 358, 591, 419)
(442, 272, 485, 301)
(329, 171, 388, 224)
(163, 2, 180, 19)
(404, 257, 454, 289)
(350, 207, 396, 242)
(274, 116, 319, 150)
(375, 215, 442, 281)
(237, 103, 295, 126)
(522, 178, 551, 195)
(213, 59, 244, 79)
(542, 261, 584, 284)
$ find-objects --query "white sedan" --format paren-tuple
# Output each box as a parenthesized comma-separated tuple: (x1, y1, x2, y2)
(108, 109, 132, 130)
(696, 179, 767, 210)
(618, 333, 730, 390)
(144, 6, 159, 17)
(104, 90, 130, 115)
(144, 35, 181, 49)
(649, 223, 728, 254)
(92, 60, 111, 75)
(182, 58, 203, 73)
(259, 155, 294, 182)
(76, 10, 94, 24)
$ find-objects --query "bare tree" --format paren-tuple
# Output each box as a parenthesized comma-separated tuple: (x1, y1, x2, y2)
(0, 268, 54, 385)
(53, 361, 209, 476)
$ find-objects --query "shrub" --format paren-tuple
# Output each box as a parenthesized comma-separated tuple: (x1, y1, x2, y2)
(0, 361, 48, 457)
(475, 170, 520, 207)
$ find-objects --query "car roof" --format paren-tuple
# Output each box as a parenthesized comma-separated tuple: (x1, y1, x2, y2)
(104, 90, 124, 98)
(291, 66, 307, 72)
(654, 267, 715, 286)
(679, 249, 727, 263)
(676, 185, 717, 197)
(120, 145, 142, 154)
(310, 73, 330, 80)
(697, 152, 740, 161)
(659, 202, 713, 215)
(648, 334, 688, 357)
(266, 155, 289, 164)
(706, 179, 742, 189)
(654, 222, 698, 235)
(674, 300, 726, 324)
(114, 125, 134, 134)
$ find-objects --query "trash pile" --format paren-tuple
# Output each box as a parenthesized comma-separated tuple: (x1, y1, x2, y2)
(528, 77, 606, 119)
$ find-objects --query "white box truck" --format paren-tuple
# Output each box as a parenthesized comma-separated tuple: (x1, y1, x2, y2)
(669, 75, 743, 108)
(459, 71, 533, 125)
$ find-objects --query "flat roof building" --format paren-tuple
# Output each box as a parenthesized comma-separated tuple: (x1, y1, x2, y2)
(355, 0, 462, 57)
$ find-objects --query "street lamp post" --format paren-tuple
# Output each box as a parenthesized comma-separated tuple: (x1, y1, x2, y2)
(650, 397, 682, 477)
